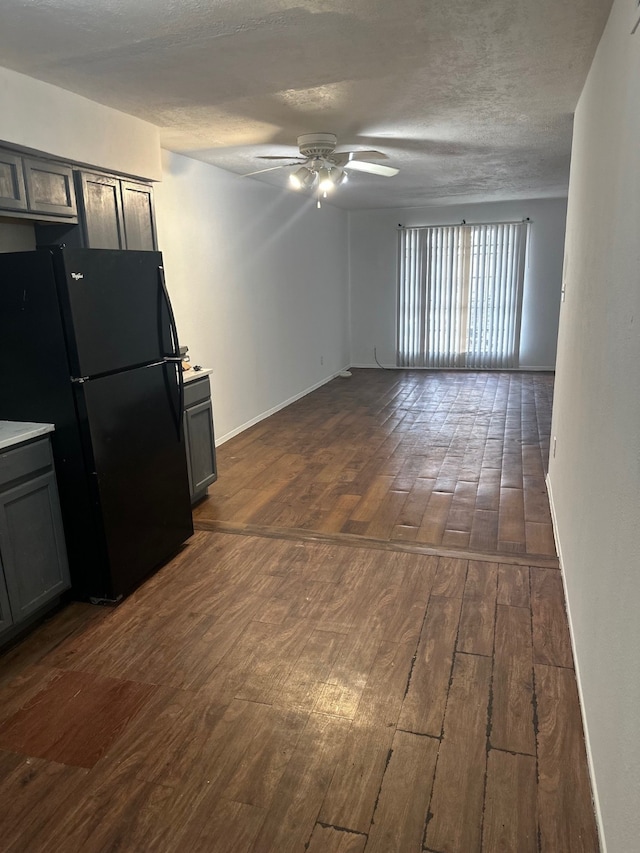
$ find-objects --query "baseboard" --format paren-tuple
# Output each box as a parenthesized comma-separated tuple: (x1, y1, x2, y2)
(546, 473, 607, 853)
(350, 363, 555, 372)
(215, 367, 351, 445)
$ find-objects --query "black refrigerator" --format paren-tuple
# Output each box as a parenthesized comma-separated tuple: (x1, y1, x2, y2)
(0, 247, 193, 602)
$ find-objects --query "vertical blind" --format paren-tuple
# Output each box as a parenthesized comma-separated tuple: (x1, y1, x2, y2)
(397, 221, 529, 369)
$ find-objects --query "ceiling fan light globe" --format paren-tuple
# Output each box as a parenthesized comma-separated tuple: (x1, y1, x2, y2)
(290, 166, 315, 190)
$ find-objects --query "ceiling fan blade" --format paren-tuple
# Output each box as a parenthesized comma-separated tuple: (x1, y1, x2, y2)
(242, 164, 296, 177)
(343, 160, 399, 177)
(258, 155, 306, 161)
(333, 150, 388, 166)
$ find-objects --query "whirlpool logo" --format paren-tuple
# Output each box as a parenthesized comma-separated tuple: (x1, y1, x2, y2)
(71, 272, 84, 281)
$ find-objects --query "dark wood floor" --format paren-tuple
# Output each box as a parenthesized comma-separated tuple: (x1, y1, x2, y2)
(195, 370, 557, 560)
(0, 370, 599, 851)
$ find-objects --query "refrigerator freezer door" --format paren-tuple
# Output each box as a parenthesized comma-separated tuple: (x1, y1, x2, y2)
(76, 361, 192, 599)
(52, 248, 176, 378)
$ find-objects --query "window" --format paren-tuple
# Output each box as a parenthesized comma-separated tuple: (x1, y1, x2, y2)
(397, 221, 529, 369)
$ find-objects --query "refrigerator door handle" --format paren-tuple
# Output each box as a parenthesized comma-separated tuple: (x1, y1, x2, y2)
(158, 265, 184, 440)
(157, 265, 180, 359)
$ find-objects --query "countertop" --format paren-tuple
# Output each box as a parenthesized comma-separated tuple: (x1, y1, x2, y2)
(0, 421, 55, 451)
(182, 368, 213, 384)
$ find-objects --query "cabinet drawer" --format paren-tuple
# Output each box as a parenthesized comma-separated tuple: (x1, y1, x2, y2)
(0, 438, 52, 489)
(183, 375, 211, 408)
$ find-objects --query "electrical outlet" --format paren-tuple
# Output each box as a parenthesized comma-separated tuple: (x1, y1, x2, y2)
(320, 355, 324, 365)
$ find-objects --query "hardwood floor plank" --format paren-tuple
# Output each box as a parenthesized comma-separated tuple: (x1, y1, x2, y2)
(234, 617, 315, 705)
(0, 752, 90, 853)
(536, 663, 600, 852)
(526, 521, 557, 556)
(318, 722, 395, 835)
(0, 669, 156, 768)
(415, 491, 453, 545)
(457, 560, 497, 657)
(425, 653, 492, 853)
(349, 475, 397, 523)
(497, 563, 530, 607)
(380, 555, 437, 644)
(482, 749, 537, 853)
(469, 508, 499, 552)
(187, 799, 266, 853)
(498, 487, 527, 547)
(531, 568, 574, 667)
(306, 824, 367, 853)
(273, 629, 345, 711)
(248, 712, 351, 853)
(365, 729, 438, 853)
(223, 705, 309, 807)
(317, 493, 361, 533)
(397, 595, 462, 736)
(393, 477, 436, 527)
(491, 604, 536, 755)
(432, 556, 468, 598)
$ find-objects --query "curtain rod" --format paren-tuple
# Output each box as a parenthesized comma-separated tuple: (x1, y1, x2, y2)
(397, 218, 531, 230)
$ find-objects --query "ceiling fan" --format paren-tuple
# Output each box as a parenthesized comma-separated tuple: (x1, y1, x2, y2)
(244, 132, 399, 206)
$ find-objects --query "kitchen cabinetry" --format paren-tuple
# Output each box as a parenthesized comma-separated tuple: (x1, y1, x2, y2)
(0, 150, 28, 212)
(34, 171, 157, 251)
(0, 425, 71, 646)
(0, 144, 157, 250)
(76, 170, 157, 250)
(183, 374, 217, 504)
(0, 147, 77, 221)
(23, 157, 77, 218)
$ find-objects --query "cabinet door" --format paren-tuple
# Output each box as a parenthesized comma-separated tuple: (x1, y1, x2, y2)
(0, 471, 70, 622)
(77, 171, 125, 249)
(183, 399, 217, 502)
(0, 149, 28, 212)
(23, 157, 77, 218)
(0, 560, 13, 636)
(121, 180, 157, 250)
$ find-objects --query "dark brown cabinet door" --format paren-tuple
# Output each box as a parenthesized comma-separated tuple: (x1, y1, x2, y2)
(0, 150, 28, 211)
(121, 180, 157, 250)
(77, 171, 125, 249)
(23, 157, 77, 218)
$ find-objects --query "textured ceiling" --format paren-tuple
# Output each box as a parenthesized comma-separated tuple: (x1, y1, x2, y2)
(0, 0, 612, 209)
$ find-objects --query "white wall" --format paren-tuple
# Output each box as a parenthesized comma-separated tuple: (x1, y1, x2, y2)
(154, 150, 350, 443)
(0, 66, 160, 179)
(349, 198, 567, 369)
(547, 1, 639, 850)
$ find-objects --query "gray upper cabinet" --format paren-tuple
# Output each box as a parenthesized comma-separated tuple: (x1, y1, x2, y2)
(76, 170, 157, 250)
(0, 150, 28, 212)
(23, 157, 77, 218)
(77, 171, 126, 249)
(0, 144, 157, 250)
(121, 179, 157, 251)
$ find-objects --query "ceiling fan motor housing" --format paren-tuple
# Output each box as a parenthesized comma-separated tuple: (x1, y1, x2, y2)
(297, 132, 338, 159)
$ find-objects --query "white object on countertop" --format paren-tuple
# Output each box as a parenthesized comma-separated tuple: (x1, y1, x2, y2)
(0, 421, 55, 451)
(182, 368, 213, 383)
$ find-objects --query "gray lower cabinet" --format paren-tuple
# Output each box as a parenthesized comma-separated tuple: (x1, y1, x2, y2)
(183, 376, 217, 504)
(0, 436, 70, 645)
